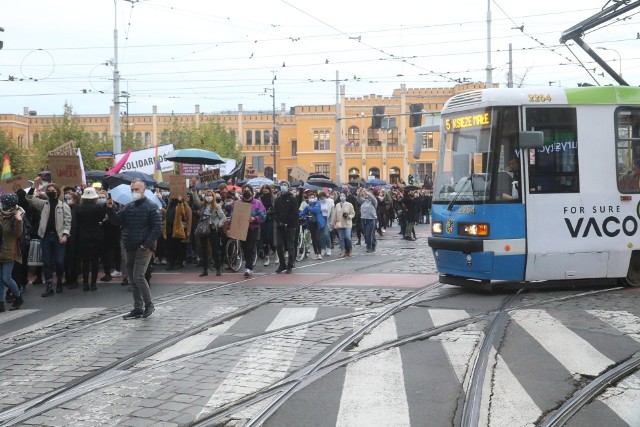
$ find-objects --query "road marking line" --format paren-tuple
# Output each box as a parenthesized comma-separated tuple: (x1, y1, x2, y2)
(596, 372, 640, 427)
(429, 308, 469, 328)
(587, 310, 640, 343)
(3, 308, 101, 340)
(511, 309, 614, 377)
(197, 307, 318, 420)
(337, 317, 411, 427)
(0, 309, 38, 327)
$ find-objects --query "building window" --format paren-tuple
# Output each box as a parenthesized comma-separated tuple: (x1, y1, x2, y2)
(367, 128, 381, 146)
(368, 167, 380, 179)
(246, 130, 253, 145)
(314, 130, 330, 150)
(17, 135, 24, 148)
(135, 132, 143, 143)
(255, 130, 262, 145)
(315, 164, 331, 175)
(422, 132, 434, 149)
(145, 132, 151, 145)
(616, 107, 640, 193)
(348, 168, 360, 181)
(389, 167, 401, 183)
(264, 130, 271, 145)
(386, 128, 399, 145)
(291, 139, 297, 157)
(348, 126, 360, 147)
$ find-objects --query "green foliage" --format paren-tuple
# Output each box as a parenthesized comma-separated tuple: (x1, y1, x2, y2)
(0, 130, 30, 175)
(30, 105, 113, 176)
(165, 119, 240, 161)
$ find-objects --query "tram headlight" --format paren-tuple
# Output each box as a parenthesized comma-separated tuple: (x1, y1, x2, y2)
(432, 221, 443, 234)
(458, 223, 489, 237)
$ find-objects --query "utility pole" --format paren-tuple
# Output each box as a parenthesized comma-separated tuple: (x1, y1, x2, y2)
(272, 74, 277, 181)
(508, 43, 513, 88)
(486, 0, 493, 87)
(112, 0, 122, 155)
(335, 70, 341, 184)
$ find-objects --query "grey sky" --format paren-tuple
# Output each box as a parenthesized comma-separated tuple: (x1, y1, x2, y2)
(1, 0, 637, 116)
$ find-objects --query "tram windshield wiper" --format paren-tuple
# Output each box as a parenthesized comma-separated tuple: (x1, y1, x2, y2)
(447, 175, 474, 211)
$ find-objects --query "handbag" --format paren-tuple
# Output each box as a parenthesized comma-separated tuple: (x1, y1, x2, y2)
(28, 238, 43, 266)
(195, 217, 211, 237)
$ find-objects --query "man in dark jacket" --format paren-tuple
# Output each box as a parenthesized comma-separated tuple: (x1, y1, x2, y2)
(106, 179, 162, 319)
(273, 181, 299, 273)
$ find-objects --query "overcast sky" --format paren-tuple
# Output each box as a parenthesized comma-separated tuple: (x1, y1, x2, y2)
(1, 0, 638, 116)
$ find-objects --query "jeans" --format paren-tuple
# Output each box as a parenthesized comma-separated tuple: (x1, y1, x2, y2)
(0, 261, 20, 301)
(275, 225, 297, 269)
(337, 227, 352, 253)
(41, 232, 65, 283)
(200, 230, 222, 271)
(125, 248, 154, 311)
(361, 219, 377, 250)
(321, 216, 331, 250)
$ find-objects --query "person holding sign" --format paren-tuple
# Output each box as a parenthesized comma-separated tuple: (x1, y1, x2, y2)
(229, 185, 266, 278)
(106, 179, 162, 320)
(26, 177, 72, 297)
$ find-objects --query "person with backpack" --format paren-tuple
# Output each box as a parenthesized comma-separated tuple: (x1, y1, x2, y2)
(0, 193, 25, 312)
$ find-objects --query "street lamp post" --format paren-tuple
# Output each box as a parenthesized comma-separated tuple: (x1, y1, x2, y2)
(112, 0, 122, 155)
(271, 75, 277, 181)
(597, 47, 622, 77)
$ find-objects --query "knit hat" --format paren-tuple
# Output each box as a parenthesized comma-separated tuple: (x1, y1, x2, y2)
(1, 193, 18, 210)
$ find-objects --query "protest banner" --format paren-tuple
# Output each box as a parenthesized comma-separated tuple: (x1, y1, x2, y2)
(0, 174, 29, 193)
(49, 155, 83, 186)
(48, 140, 76, 156)
(198, 169, 220, 183)
(228, 200, 250, 241)
(290, 165, 310, 182)
(169, 175, 187, 198)
(114, 144, 174, 175)
(180, 163, 202, 176)
(244, 166, 257, 179)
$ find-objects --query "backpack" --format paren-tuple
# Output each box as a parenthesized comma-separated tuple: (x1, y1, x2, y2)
(18, 215, 32, 252)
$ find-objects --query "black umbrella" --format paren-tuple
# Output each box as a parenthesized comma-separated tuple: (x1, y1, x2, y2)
(307, 177, 339, 189)
(86, 170, 106, 181)
(156, 181, 170, 190)
(404, 185, 419, 191)
(308, 173, 331, 180)
(103, 172, 156, 189)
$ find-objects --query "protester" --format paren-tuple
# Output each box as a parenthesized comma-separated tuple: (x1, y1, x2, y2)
(317, 191, 334, 256)
(162, 195, 192, 270)
(232, 184, 266, 277)
(259, 185, 277, 266)
(73, 188, 105, 290)
(197, 189, 227, 277)
(357, 187, 378, 253)
(26, 176, 72, 297)
(331, 192, 355, 257)
(273, 181, 298, 273)
(106, 178, 162, 320)
(300, 192, 325, 259)
(0, 193, 24, 312)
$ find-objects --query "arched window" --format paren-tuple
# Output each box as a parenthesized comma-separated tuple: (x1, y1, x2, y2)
(348, 168, 360, 181)
(255, 130, 262, 145)
(264, 130, 271, 145)
(389, 167, 401, 184)
(135, 132, 143, 143)
(368, 167, 380, 179)
(347, 126, 360, 147)
(246, 130, 253, 145)
(144, 132, 151, 145)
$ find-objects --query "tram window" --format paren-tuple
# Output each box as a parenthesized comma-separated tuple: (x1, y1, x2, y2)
(525, 108, 579, 194)
(615, 108, 640, 193)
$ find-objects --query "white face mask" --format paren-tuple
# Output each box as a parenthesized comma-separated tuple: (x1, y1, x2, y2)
(131, 191, 143, 201)
(205, 196, 213, 203)
(340, 195, 346, 202)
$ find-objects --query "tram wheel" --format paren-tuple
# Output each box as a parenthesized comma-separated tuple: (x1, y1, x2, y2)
(622, 251, 640, 287)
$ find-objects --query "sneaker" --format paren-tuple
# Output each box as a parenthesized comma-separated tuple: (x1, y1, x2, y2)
(321, 249, 327, 256)
(275, 266, 286, 274)
(274, 254, 279, 264)
(121, 277, 129, 286)
(243, 269, 252, 278)
(111, 270, 122, 278)
(153, 257, 160, 265)
(264, 255, 271, 267)
(317, 254, 323, 260)
(285, 268, 293, 274)
(326, 249, 332, 256)
(100, 274, 112, 282)
(340, 252, 346, 258)
(123, 309, 143, 320)
(161, 258, 167, 265)
(143, 306, 155, 319)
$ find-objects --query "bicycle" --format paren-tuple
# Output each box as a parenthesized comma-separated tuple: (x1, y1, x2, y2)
(224, 238, 257, 272)
(296, 224, 312, 262)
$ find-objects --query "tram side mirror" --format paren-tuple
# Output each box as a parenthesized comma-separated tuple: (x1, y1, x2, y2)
(519, 131, 544, 149)
(413, 131, 422, 159)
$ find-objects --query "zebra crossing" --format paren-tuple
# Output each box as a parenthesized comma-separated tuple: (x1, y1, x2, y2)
(2, 302, 638, 426)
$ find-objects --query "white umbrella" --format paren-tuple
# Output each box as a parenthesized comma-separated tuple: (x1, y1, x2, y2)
(108, 184, 163, 208)
(247, 177, 274, 188)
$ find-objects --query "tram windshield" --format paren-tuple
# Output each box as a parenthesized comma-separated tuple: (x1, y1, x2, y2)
(434, 107, 520, 204)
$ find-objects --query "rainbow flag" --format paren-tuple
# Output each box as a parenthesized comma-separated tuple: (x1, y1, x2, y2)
(1, 154, 11, 179)
(154, 144, 163, 183)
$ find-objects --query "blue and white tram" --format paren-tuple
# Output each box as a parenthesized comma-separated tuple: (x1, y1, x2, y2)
(428, 86, 640, 287)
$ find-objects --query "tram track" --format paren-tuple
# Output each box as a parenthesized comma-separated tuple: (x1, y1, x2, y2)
(0, 254, 424, 426)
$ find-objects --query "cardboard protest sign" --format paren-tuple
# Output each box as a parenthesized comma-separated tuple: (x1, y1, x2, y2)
(169, 175, 187, 198)
(244, 167, 257, 179)
(48, 140, 76, 156)
(228, 200, 251, 241)
(180, 163, 202, 176)
(198, 169, 220, 183)
(290, 165, 310, 182)
(0, 175, 29, 193)
(49, 155, 83, 186)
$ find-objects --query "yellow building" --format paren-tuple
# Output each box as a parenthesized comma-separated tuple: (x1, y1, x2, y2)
(0, 82, 485, 184)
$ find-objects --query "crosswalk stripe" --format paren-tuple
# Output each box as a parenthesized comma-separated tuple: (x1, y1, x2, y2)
(337, 317, 411, 427)
(3, 307, 100, 340)
(596, 372, 640, 427)
(487, 354, 541, 427)
(428, 308, 469, 328)
(135, 316, 241, 368)
(510, 309, 614, 377)
(0, 309, 38, 327)
(586, 310, 640, 343)
(197, 307, 318, 421)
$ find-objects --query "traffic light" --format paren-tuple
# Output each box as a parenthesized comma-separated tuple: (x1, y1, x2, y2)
(409, 103, 423, 127)
(371, 106, 385, 129)
(408, 174, 414, 185)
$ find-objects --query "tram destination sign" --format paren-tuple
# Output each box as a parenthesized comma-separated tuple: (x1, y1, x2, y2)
(445, 111, 491, 131)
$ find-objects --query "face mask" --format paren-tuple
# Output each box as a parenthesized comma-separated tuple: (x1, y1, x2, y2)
(205, 196, 213, 203)
(308, 198, 316, 203)
(131, 191, 142, 201)
(242, 190, 252, 199)
(161, 191, 169, 197)
(216, 199, 222, 204)
(225, 201, 233, 206)
(280, 186, 289, 193)
(47, 191, 57, 200)
(262, 191, 269, 196)
(340, 195, 346, 202)
(65, 194, 72, 201)
(98, 198, 106, 205)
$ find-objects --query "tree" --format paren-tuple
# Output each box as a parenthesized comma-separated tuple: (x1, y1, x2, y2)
(0, 130, 30, 175)
(168, 120, 240, 161)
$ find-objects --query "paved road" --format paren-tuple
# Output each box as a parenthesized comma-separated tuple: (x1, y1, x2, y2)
(0, 223, 638, 427)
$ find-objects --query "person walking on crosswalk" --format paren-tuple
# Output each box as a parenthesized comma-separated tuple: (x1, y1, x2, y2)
(331, 192, 355, 257)
(106, 179, 162, 320)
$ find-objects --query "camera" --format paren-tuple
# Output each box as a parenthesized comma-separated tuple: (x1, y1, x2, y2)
(342, 212, 349, 218)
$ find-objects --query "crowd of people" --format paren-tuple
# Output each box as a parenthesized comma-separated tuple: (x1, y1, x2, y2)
(0, 176, 432, 319)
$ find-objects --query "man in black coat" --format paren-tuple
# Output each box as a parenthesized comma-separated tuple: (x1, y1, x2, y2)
(106, 179, 162, 319)
(273, 181, 299, 273)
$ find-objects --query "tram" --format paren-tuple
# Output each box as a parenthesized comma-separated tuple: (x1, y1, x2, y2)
(427, 86, 640, 287)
